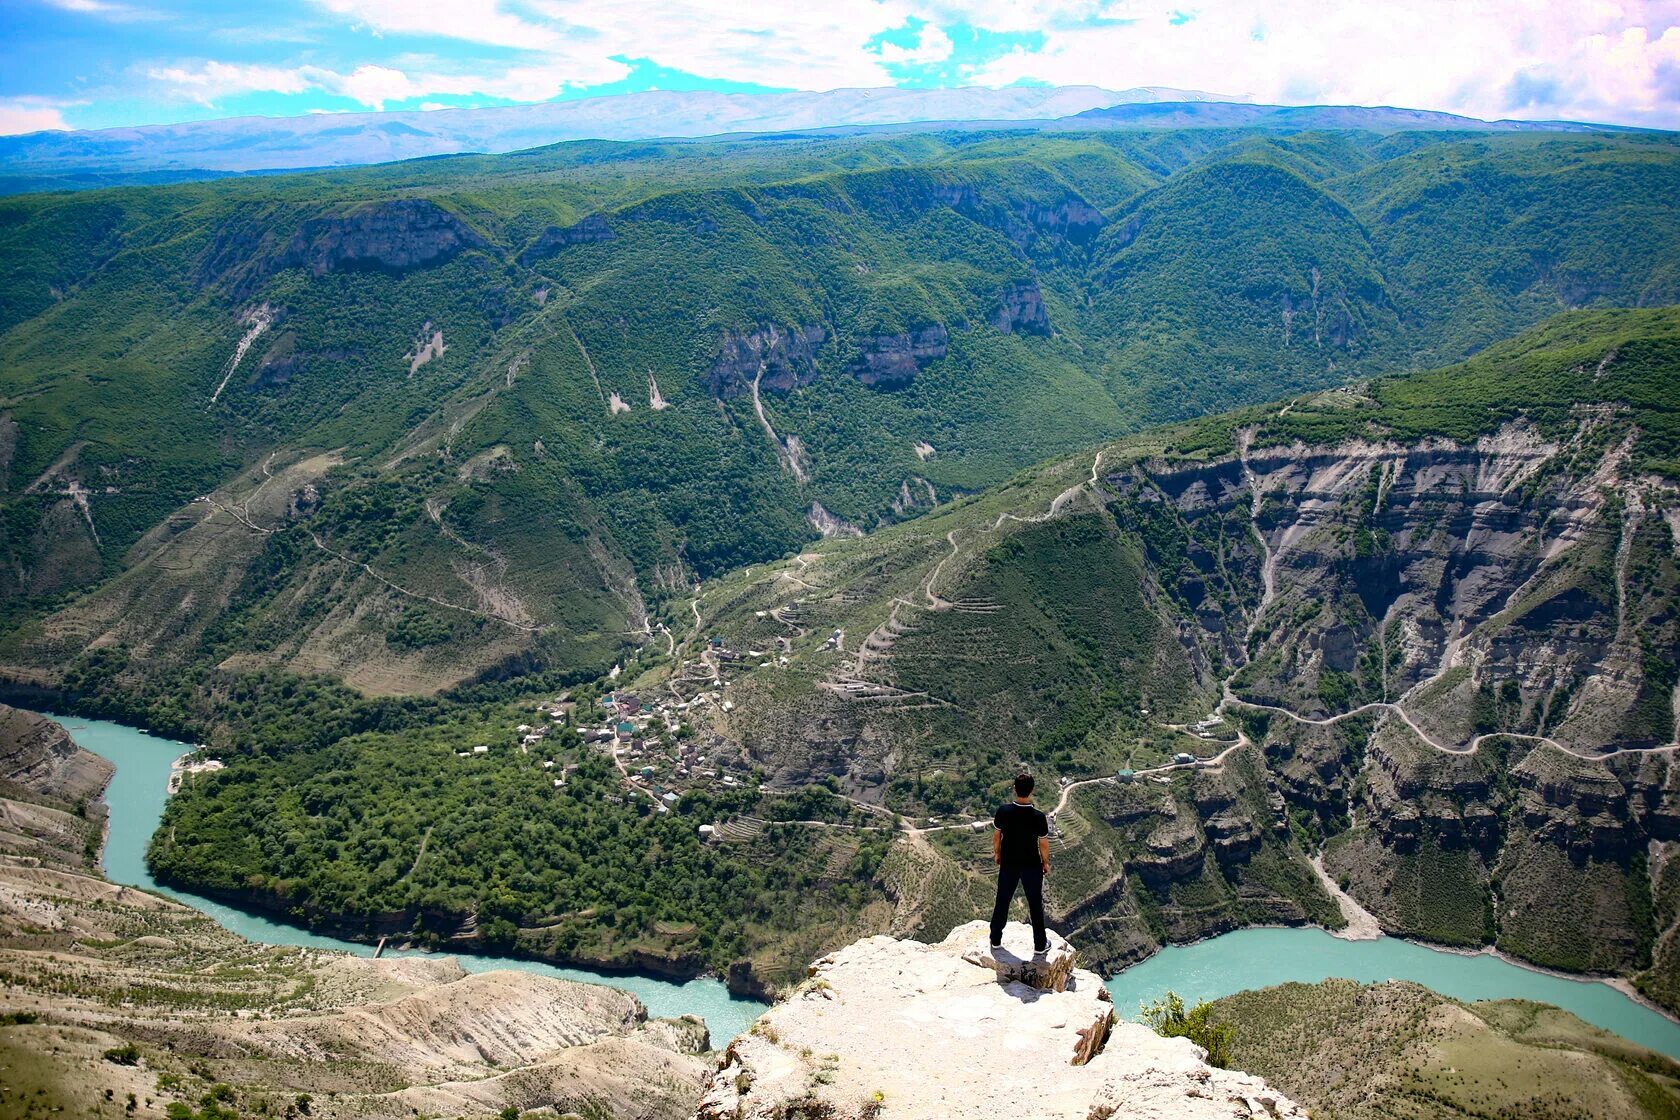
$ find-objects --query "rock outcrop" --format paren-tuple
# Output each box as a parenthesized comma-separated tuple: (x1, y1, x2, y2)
(706, 323, 828, 396)
(1019, 197, 1106, 245)
(992, 279, 1050, 334)
(276, 199, 484, 276)
(519, 213, 615, 263)
(845, 324, 950, 388)
(0, 704, 110, 870)
(0, 705, 109, 806)
(697, 921, 1304, 1119)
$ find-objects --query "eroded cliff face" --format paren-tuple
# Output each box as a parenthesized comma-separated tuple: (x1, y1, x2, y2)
(1108, 416, 1680, 988)
(0, 704, 110, 870)
(930, 180, 1107, 251)
(276, 199, 486, 276)
(706, 323, 828, 397)
(1144, 420, 1677, 747)
(518, 213, 615, 263)
(992, 278, 1051, 334)
(197, 198, 487, 297)
(844, 324, 950, 388)
(0, 704, 105, 803)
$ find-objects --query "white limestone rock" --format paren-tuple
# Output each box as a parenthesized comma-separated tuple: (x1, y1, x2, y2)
(696, 920, 1305, 1119)
(950, 920, 1078, 992)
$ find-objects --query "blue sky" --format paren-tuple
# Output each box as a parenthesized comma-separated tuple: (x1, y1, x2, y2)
(2, 0, 1677, 134)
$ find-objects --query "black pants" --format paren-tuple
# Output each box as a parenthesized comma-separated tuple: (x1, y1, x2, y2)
(990, 864, 1047, 950)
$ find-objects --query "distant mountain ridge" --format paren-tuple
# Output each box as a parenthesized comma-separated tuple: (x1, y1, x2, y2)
(0, 83, 1630, 190)
(0, 85, 1221, 178)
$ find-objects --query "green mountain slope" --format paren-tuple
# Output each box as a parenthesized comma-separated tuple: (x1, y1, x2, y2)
(2, 128, 1678, 698)
(133, 308, 1680, 999)
(1209, 979, 1680, 1120)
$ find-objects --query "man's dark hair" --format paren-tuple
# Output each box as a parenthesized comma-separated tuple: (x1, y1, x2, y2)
(1014, 772, 1035, 798)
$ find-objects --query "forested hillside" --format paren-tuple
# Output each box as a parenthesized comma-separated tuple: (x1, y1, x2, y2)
(2, 127, 1678, 697)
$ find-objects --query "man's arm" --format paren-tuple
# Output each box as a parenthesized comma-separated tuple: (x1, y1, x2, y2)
(1038, 835, 1050, 874)
(993, 828, 1003, 866)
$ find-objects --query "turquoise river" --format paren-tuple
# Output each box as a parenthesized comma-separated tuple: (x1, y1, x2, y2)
(51, 712, 1680, 1057)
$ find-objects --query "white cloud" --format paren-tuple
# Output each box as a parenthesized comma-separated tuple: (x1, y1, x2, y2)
(310, 0, 562, 50)
(143, 0, 922, 109)
(147, 61, 315, 106)
(146, 54, 640, 110)
(108, 0, 1680, 126)
(876, 23, 956, 66)
(0, 97, 80, 135)
(301, 0, 1680, 124)
(41, 0, 161, 22)
(963, 1, 1680, 126)
(346, 0, 917, 90)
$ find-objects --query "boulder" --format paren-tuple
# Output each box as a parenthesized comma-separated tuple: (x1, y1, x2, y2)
(697, 921, 1304, 1119)
(948, 920, 1077, 993)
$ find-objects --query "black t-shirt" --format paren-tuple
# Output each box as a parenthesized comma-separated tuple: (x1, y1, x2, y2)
(994, 801, 1049, 869)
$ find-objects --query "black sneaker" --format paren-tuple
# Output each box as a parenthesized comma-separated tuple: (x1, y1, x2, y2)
(1033, 943, 1049, 954)
(989, 939, 1002, 948)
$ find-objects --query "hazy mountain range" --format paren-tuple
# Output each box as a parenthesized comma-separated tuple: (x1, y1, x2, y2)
(0, 85, 1210, 178)
(0, 84, 1624, 191)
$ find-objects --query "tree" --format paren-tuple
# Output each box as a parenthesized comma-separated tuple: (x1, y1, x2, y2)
(1139, 991, 1236, 1068)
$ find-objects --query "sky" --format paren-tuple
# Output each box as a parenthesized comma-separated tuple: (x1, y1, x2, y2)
(1, 0, 1677, 135)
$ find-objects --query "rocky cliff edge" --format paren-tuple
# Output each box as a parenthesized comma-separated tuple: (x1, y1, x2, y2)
(697, 920, 1303, 1119)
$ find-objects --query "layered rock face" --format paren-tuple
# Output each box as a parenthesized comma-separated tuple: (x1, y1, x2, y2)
(706, 323, 828, 396)
(519, 213, 615, 263)
(0, 704, 108, 805)
(277, 199, 485, 275)
(992, 279, 1051, 333)
(844, 324, 950, 388)
(1133, 421, 1677, 743)
(697, 921, 1303, 1120)
(0, 704, 110, 870)
(1117, 419, 1680, 986)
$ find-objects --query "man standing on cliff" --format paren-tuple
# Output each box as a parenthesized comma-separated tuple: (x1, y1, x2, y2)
(990, 772, 1051, 953)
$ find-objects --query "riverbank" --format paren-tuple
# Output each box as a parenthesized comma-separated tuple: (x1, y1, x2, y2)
(46, 711, 769, 1042)
(1420, 936, 1680, 1028)
(1098, 902, 1680, 1037)
(1309, 852, 1382, 941)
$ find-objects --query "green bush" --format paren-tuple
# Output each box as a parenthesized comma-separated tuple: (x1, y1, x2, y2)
(1140, 991, 1236, 1068)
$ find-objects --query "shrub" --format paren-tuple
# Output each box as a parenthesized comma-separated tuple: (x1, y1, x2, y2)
(1139, 990, 1236, 1068)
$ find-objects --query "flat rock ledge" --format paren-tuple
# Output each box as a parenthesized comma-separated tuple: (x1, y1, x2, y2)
(951, 921, 1079, 993)
(696, 921, 1304, 1119)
